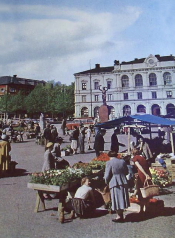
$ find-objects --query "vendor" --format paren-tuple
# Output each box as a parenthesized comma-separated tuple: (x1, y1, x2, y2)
(72, 177, 96, 218)
(132, 132, 153, 166)
(42, 142, 55, 172)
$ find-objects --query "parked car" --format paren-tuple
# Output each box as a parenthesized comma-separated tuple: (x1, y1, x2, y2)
(66, 118, 94, 130)
(45, 118, 55, 123)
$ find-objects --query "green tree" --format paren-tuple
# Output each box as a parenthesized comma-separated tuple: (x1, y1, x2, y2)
(8, 91, 26, 113)
(54, 83, 74, 117)
(0, 94, 13, 117)
(25, 84, 48, 114)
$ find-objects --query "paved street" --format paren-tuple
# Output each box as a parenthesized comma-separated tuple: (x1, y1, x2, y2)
(0, 126, 175, 238)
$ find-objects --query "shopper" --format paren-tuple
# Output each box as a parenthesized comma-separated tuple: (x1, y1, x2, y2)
(61, 118, 67, 135)
(43, 124, 52, 149)
(79, 124, 86, 154)
(104, 151, 130, 222)
(94, 129, 106, 157)
(111, 128, 125, 153)
(70, 126, 79, 154)
(132, 148, 152, 214)
(86, 126, 92, 150)
(0, 134, 11, 176)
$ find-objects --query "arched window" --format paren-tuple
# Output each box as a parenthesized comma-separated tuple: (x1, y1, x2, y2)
(163, 72, 172, 85)
(108, 106, 115, 120)
(123, 105, 131, 116)
(151, 104, 160, 116)
(81, 107, 89, 117)
(166, 103, 175, 115)
(121, 75, 129, 88)
(137, 105, 146, 113)
(94, 106, 99, 118)
(149, 73, 157, 86)
(135, 74, 143, 87)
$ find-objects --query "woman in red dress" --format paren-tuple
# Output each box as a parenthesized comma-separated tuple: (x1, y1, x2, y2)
(132, 148, 152, 213)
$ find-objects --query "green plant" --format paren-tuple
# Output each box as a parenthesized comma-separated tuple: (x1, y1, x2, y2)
(29, 167, 93, 186)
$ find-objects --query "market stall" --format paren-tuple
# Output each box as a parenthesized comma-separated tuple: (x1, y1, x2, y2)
(96, 114, 175, 154)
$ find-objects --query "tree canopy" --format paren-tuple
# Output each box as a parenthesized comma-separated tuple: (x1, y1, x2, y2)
(0, 82, 75, 118)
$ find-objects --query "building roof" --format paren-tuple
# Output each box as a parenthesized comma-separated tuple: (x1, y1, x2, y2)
(74, 55, 175, 75)
(74, 65, 114, 75)
(121, 55, 175, 65)
(0, 76, 45, 86)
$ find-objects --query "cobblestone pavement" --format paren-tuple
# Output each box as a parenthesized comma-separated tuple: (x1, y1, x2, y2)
(0, 126, 175, 238)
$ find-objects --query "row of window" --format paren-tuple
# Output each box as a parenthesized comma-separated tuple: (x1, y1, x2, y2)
(0, 88, 16, 92)
(81, 72, 172, 90)
(81, 91, 172, 102)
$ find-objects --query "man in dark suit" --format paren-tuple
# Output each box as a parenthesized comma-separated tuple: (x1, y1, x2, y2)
(111, 128, 125, 153)
(94, 129, 106, 157)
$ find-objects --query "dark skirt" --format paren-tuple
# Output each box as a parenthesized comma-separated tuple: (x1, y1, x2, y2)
(71, 198, 95, 217)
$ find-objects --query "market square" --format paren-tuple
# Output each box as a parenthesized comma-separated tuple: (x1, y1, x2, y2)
(0, 124, 175, 238)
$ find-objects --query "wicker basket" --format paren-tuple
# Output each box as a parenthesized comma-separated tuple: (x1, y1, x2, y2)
(140, 180, 159, 198)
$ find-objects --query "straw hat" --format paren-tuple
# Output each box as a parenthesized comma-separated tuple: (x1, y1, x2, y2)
(46, 142, 53, 148)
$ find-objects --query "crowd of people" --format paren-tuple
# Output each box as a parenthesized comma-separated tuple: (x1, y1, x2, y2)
(0, 117, 173, 223)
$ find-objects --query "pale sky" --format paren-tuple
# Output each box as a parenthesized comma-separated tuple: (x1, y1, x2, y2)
(0, 0, 175, 85)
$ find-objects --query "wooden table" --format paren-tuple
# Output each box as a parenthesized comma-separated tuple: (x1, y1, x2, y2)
(27, 182, 78, 223)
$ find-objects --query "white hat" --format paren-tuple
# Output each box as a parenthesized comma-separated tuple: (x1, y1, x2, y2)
(1, 134, 8, 141)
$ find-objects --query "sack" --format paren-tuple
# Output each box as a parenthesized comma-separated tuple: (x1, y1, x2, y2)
(140, 179, 159, 198)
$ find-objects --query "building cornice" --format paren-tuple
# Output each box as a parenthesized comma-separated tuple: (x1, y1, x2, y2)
(113, 66, 175, 74)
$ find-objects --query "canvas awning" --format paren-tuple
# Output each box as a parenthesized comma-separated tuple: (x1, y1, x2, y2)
(96, 114, 175, 129)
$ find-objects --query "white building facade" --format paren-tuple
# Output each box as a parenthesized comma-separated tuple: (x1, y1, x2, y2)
(74, 54, 175, 119)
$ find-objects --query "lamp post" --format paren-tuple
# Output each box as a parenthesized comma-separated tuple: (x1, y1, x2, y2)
(62, 85, 66, 118)
(4, 88, 9, 123)
(89, 60, 93, 117)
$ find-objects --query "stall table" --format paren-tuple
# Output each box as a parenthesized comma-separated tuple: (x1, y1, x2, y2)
(27, 181, 79, 223)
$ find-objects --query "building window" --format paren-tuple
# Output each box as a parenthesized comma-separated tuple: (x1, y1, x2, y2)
(121, 75, 129, 88)
(149, 73, 157, 86)
(163, 72, 172, 85)
(108, 94, 112, 101)
(82, 95, 86, 102)
(124, 93, 128, 100)
(137, 92, 142, 99)
(135, 74, 143, 87)
(95, 95, 99, 101)
(94, 82, 99, 90)
(9, 88, 16, 92)
(81, 107, 89, 117)
(152, 91, 157, 99)
(166, 91, 172, 98)
(1, 88, 5, 92)
(82, 83, 87, 90)
(107, 81, 112, 89)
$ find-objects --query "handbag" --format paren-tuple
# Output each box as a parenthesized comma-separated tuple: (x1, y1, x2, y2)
(140, 179, 159, 198)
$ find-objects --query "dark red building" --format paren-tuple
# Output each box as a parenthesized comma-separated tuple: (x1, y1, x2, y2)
(0, 75, 45, 96)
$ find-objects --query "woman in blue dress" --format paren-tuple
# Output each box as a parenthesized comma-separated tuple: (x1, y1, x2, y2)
(104, 150, 130, 222)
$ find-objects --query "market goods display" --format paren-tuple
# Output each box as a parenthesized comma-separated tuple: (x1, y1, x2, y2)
(29, 167, 92, 186)
(149, 168, 172, 187)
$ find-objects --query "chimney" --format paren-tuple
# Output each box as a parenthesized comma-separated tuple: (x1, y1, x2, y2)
(13, 75, 17, 78)
(95, 64, 100, 69)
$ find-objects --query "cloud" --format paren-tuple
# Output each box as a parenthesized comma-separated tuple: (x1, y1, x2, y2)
(0, 3, 142, 84)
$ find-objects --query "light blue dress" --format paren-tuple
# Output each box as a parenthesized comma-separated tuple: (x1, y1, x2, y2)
(104, 157, 130, 211)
